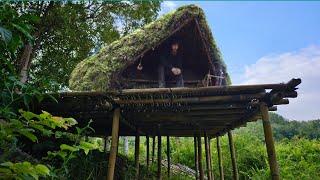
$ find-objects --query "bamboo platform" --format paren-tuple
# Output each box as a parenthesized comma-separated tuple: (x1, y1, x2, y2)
(36, 78, 301, 137)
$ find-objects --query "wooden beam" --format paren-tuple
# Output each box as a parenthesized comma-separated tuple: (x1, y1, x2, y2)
(228, 131, 239, 180)
(115, 93, 266, 105)
(217, 137, 224, 180)
(127, 109, 246, 116)
(194, 18, 215, 71)
(167, 136, 170, 178)
(205, 132, 212, 180)
(194, 135, 199, 180)
(138, 128, 223, 137)
(114, 78, 300, 96)
(134, 129, 140, 179)
(260, 103, 280, 180)
(146, 135, 150, 169)
(198, 135, 204, 180)
(107, 108, 120, 180)
(135, 118, 239, 124)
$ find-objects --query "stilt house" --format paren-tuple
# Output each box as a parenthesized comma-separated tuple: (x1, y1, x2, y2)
(38, 5, 300, 180)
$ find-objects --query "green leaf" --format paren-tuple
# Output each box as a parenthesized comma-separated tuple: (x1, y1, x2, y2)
(79, 141, 97, 149)
(63, 117, 78, 126)
(23, 95, 31, 110)
(79, 141, 98, 155)
(0, 167, 12, 174)
(11, 23, 33, 41)
(0, 162, 13, 167)
(0, 26, 12, 43)
(30, 123, 53, 136)
(9, 119, 24, 128)
(35, 164, 50, 176)
(60, 144, 78, 152)
(19, 110, 38, 121)
(18, 129, 37, 142)
(46, 94, 58, 104)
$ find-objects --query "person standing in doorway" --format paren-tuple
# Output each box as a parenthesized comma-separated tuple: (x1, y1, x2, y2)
(158, 38, 184, 88)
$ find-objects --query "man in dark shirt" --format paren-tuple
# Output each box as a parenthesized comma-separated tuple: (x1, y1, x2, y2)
(158, 39, 184, 88)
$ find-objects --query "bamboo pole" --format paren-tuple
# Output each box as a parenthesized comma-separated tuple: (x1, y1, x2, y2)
(260, 103, 280, 180)
(208, 138, 214, 179)
(217, 137, 224, 180)
(107, 108, 120, 180)
(53, 78, 300, 99)
(128, 109, 246, 116)
(204, 132, 212, 180)
(167, 136, 170, 178)
(228, 131, 239, 180)
(114, 93, 266, 105)
(112, 78, 300, 95)
(146, 135, 150, 169)
(152, 136, 156, 163)
(157, 135, 162, 180)
(197, 136, 204, 180)
(194, 135, 199, 180)
(134, 129, 140, 179)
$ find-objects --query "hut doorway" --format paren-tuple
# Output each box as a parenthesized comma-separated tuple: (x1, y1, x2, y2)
(121, 19, 213, 88)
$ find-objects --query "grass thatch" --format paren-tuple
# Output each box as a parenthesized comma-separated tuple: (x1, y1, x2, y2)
(69, 4, 230, 91)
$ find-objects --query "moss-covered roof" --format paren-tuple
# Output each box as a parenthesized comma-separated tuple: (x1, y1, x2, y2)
(69, 4, 230, 91)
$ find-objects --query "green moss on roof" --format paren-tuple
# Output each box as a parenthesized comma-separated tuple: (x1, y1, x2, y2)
(69, 4, 230, 91)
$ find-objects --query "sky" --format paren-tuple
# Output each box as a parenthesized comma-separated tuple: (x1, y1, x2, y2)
(160, 1, 320, 120)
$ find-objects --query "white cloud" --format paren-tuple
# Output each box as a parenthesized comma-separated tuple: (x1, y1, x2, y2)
(159, 1, 178, 16)
(240, 45, 320, 120)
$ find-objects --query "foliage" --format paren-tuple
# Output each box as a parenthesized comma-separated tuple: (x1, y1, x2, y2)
(1, 16, 101, 177)
(0, 3, 38, 63)
(0, 161, 50, 180)
(0, 107, 100, 179)
(236, 113, 320, 141)
(3, 1, 161, 90)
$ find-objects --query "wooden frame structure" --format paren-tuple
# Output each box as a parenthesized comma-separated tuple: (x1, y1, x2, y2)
(36, 79, 300, 180)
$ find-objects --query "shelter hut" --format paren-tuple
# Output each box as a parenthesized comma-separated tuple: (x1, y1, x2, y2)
(37, 5, 301, 180)
(69, 5, 230, 91)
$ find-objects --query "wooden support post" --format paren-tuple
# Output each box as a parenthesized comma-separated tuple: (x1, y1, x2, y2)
(228, 131, 239, 180)
(157, 135, 162, 180)
(217, 137, 224, 180)
(197, 135, 204, 180)
(194, 135, 199, 180)
(260, 103, 280, 180)
(208, 138, 214, 180)
(134, 129, 140, 179)
(152, 136, 156, 163)
(146, 135, 150, 169)
(107, 108, 120, 180)
(167, 136, 170, 178)
(204, 132, 212, 180)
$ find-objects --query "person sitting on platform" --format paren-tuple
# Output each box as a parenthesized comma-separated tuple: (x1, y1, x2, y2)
(158, 39, 184, 88)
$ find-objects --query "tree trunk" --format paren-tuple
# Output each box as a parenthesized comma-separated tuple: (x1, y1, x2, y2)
(18, 43, 33, 83)
(17, 2, 54, 84)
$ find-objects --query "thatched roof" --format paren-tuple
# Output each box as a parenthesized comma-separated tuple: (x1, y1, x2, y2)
(69, 4, 230, 91)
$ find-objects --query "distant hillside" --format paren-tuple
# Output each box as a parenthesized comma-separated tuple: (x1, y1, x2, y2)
(235, 113, 320, 141)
